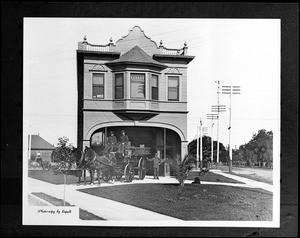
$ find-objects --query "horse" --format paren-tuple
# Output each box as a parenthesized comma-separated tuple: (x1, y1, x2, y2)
(81, 146, 117, 185)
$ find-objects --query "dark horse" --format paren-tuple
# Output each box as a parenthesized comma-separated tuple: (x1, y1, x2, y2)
(80, 146, 116, 185)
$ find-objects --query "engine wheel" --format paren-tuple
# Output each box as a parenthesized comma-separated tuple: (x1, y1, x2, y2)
(124, 164, 134, 182)
(138, 157, 147, 180)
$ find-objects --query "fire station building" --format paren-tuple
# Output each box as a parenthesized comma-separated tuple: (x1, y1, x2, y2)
(76, 26, 194, 164)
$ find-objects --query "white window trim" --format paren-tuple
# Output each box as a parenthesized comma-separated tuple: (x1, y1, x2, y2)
(167, 75, 180, 101)
(130, 72, 146, 99)
(91, 72, 105, 99)
(151, 73, 159, 101)
(114, 72, 125, 100)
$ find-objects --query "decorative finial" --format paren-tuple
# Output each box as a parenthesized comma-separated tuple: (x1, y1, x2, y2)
(83, 36, 87, 42)
(184, 41, 187, 47)
(110, 37, 113, 43)
(160, 40, 163, 46)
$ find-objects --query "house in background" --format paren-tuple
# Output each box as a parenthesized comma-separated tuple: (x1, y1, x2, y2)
(76, 26, 195, 176)
(28, 134, 54, 162)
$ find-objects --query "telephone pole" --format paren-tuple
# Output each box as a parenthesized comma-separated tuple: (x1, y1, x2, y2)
(212, 80, 226, 171)
(222, 85, 241, 173)
(207, 113, 218, 168)
(196, 118, 203, 169)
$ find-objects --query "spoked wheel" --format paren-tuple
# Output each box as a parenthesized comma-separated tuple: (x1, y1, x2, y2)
(138, 156, 147, 180)
(102, 170, 112, 182)
(115, 173, 123, 180)
(124, 164, 134, 182)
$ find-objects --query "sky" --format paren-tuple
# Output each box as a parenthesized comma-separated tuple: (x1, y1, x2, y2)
(23, 18, 281, 150)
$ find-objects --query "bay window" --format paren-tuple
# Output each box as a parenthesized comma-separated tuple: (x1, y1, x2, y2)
(130, 73, 145, 99)
(115, 73, 124, 99)
(151, 74, 159, 100)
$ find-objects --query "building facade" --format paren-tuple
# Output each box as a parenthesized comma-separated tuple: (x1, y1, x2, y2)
(76, 26, 194, 166)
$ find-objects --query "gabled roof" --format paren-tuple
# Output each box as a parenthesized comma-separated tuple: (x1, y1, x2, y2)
(105, 46, 167, 69)
(29, 134, 54, 150)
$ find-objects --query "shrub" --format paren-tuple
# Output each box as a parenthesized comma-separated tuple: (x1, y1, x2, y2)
(166, 154, 196, 187)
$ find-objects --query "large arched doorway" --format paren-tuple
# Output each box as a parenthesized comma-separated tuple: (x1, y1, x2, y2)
(90, 126, 181, 176)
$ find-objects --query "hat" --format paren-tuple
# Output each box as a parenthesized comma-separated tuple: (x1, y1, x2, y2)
(121, 129, 125, 133)
(110, 131, 114, 134)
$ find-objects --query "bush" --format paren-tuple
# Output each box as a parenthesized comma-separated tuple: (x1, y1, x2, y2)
(166, 154, 196, 187)
(28, 160, 42, 169)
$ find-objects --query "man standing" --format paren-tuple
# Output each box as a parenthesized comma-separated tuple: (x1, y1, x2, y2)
(147, 152, 166, 179)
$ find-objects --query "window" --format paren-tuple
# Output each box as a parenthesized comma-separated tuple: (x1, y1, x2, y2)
(92, 73, 104, 99)
(168, 76, 179, 101)
(130, 73, 145, 99)
(151, 74, 159, 100)
(115, 73, 124, 99)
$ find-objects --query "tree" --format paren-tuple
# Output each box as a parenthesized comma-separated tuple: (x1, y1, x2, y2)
(51, 137, 77, 171)
(234, 129, 273, 168)
(188, 136, 228, 167)
(166, 154, 196, 187)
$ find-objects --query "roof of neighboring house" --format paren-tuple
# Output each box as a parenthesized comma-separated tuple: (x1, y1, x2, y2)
(29, 135, 54, 150)
(105, 46, 167, 69)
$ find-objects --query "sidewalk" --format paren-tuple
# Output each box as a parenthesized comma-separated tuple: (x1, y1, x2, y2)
(27, 176, 182, 221)
(27, 170, 273, 221)
(209, 169, 273, 192)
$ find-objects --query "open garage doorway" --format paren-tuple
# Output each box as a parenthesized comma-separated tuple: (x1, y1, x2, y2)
(90, 126, 181, 176)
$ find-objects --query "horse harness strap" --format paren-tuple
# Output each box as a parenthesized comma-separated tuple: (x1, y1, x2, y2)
(92, 153, 114, 167)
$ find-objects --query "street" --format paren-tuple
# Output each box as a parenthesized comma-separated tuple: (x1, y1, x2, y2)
(218, 165, 273, 184)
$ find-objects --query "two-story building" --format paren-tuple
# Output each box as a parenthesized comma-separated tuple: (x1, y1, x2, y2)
(76, 26, 194, 171)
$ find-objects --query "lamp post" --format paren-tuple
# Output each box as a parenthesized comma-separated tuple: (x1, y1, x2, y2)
(207, 113, 218, 168)
(222, 85, 241, 173)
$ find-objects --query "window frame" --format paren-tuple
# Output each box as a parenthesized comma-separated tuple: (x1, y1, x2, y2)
(130, 73, 146, 99)
(114, 73, 124, 99)
(151, 74, 159, 100)
(167, 75, 180, 101)
(92, 72, 105, 99)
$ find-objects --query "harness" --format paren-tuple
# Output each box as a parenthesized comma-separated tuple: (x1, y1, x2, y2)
(82, 152, 115, 169)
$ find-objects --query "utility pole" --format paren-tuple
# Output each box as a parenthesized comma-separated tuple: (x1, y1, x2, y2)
(28, 124, 32, 161)
(212, 80, 226, 170)
(222, 85, 241, 173)
(200, 119, 203, 170)
(207, 113, 218, 168)
(196, 118, 203, 170)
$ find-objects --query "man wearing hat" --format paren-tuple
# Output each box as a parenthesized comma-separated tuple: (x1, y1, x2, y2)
(119, 129, 129, 155)
(107, 131, 117, 152)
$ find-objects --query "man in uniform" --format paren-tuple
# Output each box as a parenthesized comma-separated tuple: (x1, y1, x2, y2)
(119, 129, 129, 155)
(147, 151, 166, 179)
(107, 131, 117, 152)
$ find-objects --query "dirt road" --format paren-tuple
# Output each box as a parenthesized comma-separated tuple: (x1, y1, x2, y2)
(218, 165, 273, 184)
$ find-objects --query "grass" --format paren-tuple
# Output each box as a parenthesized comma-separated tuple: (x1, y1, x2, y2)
(187, 171, 244, 184)
(226, 172, 273, 185)
(78, 183, 272, 221)
(32, 192, 105, 220)
(28, 170, 243, 185)
(28, 170, 87, 185)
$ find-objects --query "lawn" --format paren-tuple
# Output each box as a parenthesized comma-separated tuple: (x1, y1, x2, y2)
(187, 171, 244, 184)
(78, 183, 273, 221)
(28, 170, 244, 185)
(226, 172, 273, 185)
(28, 170, 86, 185)
(31, 192, 105, 220)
